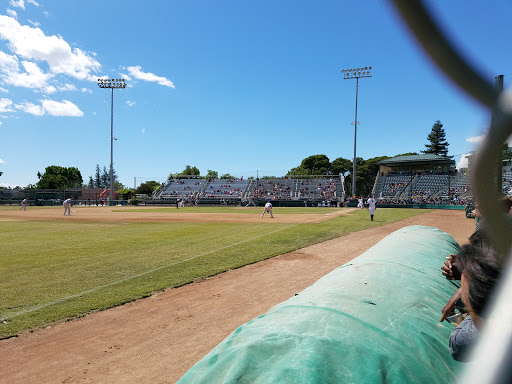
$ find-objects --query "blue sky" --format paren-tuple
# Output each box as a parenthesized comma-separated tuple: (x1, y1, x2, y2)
(0, 0, 511, 188)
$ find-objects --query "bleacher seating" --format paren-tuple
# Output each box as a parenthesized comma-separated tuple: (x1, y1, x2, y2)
(200, 179, 250, 198)
(296, 179, 337, 200)
(248, 179, 294, 200)
(160, 179, 204, 198)
(378, 173, 413, 199)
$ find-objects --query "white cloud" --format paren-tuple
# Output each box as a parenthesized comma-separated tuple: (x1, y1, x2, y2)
(15, 99, 83, 116)
(0, 97, 14, 112)
(0, 50, 53, 90)
(141, 128, 146, 134)
(0, 158, 6, 163)
(44, 85, 56, 94)
(58, 83, 76, 91)
(120, 73, 131, 81)
(9, 0, 24, 10)
(0, 15, 101, 81)
(81, 87, 92, 93)
(6, 9, 17, 18)
(466, 135, 485, 143)
(8, 0, 38, 9)
(126, 100, 135, 107)
(0, 87, 8, 92)
(28, 19, 40, 27)
(126, 66, 175, 88)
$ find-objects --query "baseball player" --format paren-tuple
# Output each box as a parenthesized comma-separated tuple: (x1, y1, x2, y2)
(63, 197, 73, 216)
(367, 195, 376, 221)
(20, 198, 28, 211)
(261, 201, 274, 218)
(357, 196, 364, 209)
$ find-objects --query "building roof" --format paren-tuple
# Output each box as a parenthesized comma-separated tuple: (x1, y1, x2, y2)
(379, 154, 453, 165)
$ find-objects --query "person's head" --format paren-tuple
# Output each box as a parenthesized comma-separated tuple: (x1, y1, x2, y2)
(500, 195, 512, 213)
(456, 243, 501, 327)
(468, 229, 490, 246)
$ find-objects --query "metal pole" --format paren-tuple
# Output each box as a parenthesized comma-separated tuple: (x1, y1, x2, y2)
(352, 77, 359, 197)
(110, 87, 114, 206)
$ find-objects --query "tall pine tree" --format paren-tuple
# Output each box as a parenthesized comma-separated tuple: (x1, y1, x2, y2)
(422, 120, 449, 156)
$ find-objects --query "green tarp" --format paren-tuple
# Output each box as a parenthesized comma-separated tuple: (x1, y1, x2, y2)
(178, 226, 463, 383)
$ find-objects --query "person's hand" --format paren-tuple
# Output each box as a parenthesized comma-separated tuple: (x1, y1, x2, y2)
(441, 254, 461, 280)
(440, 288, 462, 322)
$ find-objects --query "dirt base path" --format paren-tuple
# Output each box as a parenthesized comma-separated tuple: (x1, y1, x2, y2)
(0, 205, 348, 224)
(0, 210, 474, 384)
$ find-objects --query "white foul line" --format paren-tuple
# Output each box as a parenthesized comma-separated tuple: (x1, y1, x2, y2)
(4, 218, 320, 320)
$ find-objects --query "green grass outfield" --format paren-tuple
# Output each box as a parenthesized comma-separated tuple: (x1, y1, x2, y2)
(0, 207, 429, 339)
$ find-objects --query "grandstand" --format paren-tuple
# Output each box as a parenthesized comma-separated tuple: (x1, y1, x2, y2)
(373, 154, 474, 205)
(146, 176, 344, 207)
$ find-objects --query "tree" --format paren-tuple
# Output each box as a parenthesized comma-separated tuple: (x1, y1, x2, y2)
(117, 188, 135, 200)
(89, 164, 119, 189)
(100, 166, 109, 188)
(286, 154, 331, 176)
(331, 157, 352, 176)
(37, 166, 83, 189)
(395, 152, 419, 157)
(135, 181, 160, 195)
(220, 173, 235, 179)
(422, 120, 449, 156)
(88, 176, 94, 189)
(94, 164, 101, 188)
(286, 166, 311, 176)
(179, 165, 200, 176)
(301, 154, 331, 175)
(206, 170, 218, 179)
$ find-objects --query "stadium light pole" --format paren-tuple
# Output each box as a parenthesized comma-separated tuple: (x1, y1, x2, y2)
(97, 78, 127, 206)
(341, 67, 372, 197)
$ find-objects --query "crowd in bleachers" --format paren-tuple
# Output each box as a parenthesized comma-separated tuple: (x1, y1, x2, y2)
(375, 170, 477, 205)
(152, 170, 509, 205)
(298, 179, 337, 200)
(251, 179, 292, 200)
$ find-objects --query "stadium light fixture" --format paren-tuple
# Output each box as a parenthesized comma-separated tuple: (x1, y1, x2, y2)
(341, 66, 372, 197)
(97, 78, 127, 206)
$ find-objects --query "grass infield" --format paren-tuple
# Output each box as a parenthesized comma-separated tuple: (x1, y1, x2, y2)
(0, 207, 428, 339)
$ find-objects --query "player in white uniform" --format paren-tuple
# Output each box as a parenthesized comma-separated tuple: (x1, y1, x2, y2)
(367, 195, 376, 221)
(261, 201, 274, 218)
(20, 198, 28, 211)
(357, 196, 364, 209)
(63, 197, 73, 215)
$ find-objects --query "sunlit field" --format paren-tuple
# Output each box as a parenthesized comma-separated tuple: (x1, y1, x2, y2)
(0, 206, 429, 338)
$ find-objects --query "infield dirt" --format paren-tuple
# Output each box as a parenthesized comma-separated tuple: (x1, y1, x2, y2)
(0, 205, 347, 223)
(0, 209, 474, 384)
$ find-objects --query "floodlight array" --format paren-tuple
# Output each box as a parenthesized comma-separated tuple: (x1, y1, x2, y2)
(97, 78, 127, 88)
(340, 67, 372, 79)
